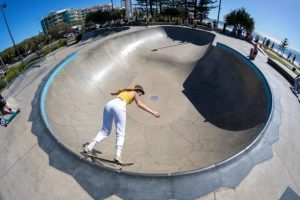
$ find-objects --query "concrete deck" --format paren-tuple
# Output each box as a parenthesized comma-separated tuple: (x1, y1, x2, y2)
(0, 26, 299, 199)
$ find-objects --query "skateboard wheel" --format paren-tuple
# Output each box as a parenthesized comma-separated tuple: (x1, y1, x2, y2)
(115, 165, 122, 170)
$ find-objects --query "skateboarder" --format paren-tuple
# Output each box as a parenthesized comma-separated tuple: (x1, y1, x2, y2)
(292, 74, 300, 94)
(249, 44, 258, 60)
(0, 93, 13, 125)
(0, 94, 12, 113)
(83, 85, 160, 163)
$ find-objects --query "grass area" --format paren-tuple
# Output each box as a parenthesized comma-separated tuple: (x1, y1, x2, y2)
(263, 48, 300, 75)
(0, 62, 26, 90)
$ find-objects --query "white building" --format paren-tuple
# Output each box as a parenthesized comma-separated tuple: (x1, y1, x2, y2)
(41, 8, 79, 33)
(41, 4, 112, 33)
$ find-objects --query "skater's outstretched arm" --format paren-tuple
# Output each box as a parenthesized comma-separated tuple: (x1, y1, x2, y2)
(134, 92, 160, 118)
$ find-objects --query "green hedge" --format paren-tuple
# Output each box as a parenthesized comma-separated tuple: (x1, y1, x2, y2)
(0, 63, 26, 87)
(0, 79, 7, 90)
(0, 62, 30, 91)
(4, 62, 26, 82)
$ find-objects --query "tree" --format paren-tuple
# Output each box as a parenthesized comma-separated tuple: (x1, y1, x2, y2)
(1, 48, 15, 64)
(112, 9, 126, 21)
(0, 29, 55, 64)
(196, 0, 217, 23)
(136, 0, 150, 18)
(149, 0, 155, 17)
(171, 0, 194, 23)
(16, 43, 27, 56)
(86, 11, 112, 26)
(48, 22, 72, 40)
(278, 38, 288, 55)
(85, 12, 97, 24)
(224, 7, 255, 36)
(162, 7, 182, 22)
(48, 26, 61, 40)
(28, 34, 49, 53)
(29, 37, 40, 53)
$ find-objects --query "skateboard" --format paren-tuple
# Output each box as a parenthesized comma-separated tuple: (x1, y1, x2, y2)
(80, 143, 133, 169)
(0, 108, 20, 127)
(80, 152, 134, 167)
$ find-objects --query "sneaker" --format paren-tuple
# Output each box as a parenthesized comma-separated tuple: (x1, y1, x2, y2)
(0, 118, 7, 126)
(82, 144, 92, 154)
(114, 156, 123, 164)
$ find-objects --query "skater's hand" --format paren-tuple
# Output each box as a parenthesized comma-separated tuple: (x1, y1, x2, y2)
(153, 111, 160, 118)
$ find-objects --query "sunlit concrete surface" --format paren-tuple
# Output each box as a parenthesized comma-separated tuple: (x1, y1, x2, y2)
(0, 26, 299, 199)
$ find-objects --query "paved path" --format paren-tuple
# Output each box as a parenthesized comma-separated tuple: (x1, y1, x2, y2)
(0, 26, 299, 199)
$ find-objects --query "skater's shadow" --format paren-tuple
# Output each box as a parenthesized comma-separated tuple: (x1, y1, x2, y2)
(151, 41, 188, 52)
(28, 63, 119, 200)
(182, 46, 269, 131)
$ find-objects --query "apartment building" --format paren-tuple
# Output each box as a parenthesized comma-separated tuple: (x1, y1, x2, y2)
(41, 4, 112, 33)
(41, 8, 79, 33)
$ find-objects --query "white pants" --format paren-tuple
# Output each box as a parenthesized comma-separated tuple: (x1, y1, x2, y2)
(294, 77, 300, 94)
(87, 98, 126, 157)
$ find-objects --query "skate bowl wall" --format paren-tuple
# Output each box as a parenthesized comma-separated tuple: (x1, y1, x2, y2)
(41, 26, 272, 175)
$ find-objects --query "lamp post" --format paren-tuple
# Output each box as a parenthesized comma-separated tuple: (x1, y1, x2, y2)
(216, 0, 221, 30)
(111, 0, 114, 11)
(0, 56, 7, 71)
(0, 3, 25, 65)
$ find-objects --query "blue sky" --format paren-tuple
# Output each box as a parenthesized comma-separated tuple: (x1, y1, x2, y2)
(0, 0, 300, 52)
(208, 0, 300, 52)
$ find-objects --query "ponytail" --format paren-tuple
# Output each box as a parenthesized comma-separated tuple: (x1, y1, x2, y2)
(111, 87, 135, 95)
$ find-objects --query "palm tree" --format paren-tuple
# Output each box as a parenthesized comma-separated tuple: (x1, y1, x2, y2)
(196, 0, 217, 23)
(136, 0, 150, 18)
(278, 38, 288, 55)
(224, 7, 255, 37)
(111, 0, 114, 11)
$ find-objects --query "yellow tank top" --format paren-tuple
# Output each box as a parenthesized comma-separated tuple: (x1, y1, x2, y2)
(117, 91, 134, 105)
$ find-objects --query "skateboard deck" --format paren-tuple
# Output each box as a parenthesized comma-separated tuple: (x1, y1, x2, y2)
(0, 108, 20, 127)
(80, 151, 134, 167)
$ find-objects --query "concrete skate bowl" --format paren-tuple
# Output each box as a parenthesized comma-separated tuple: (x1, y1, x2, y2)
(41, 26, 272, 175)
